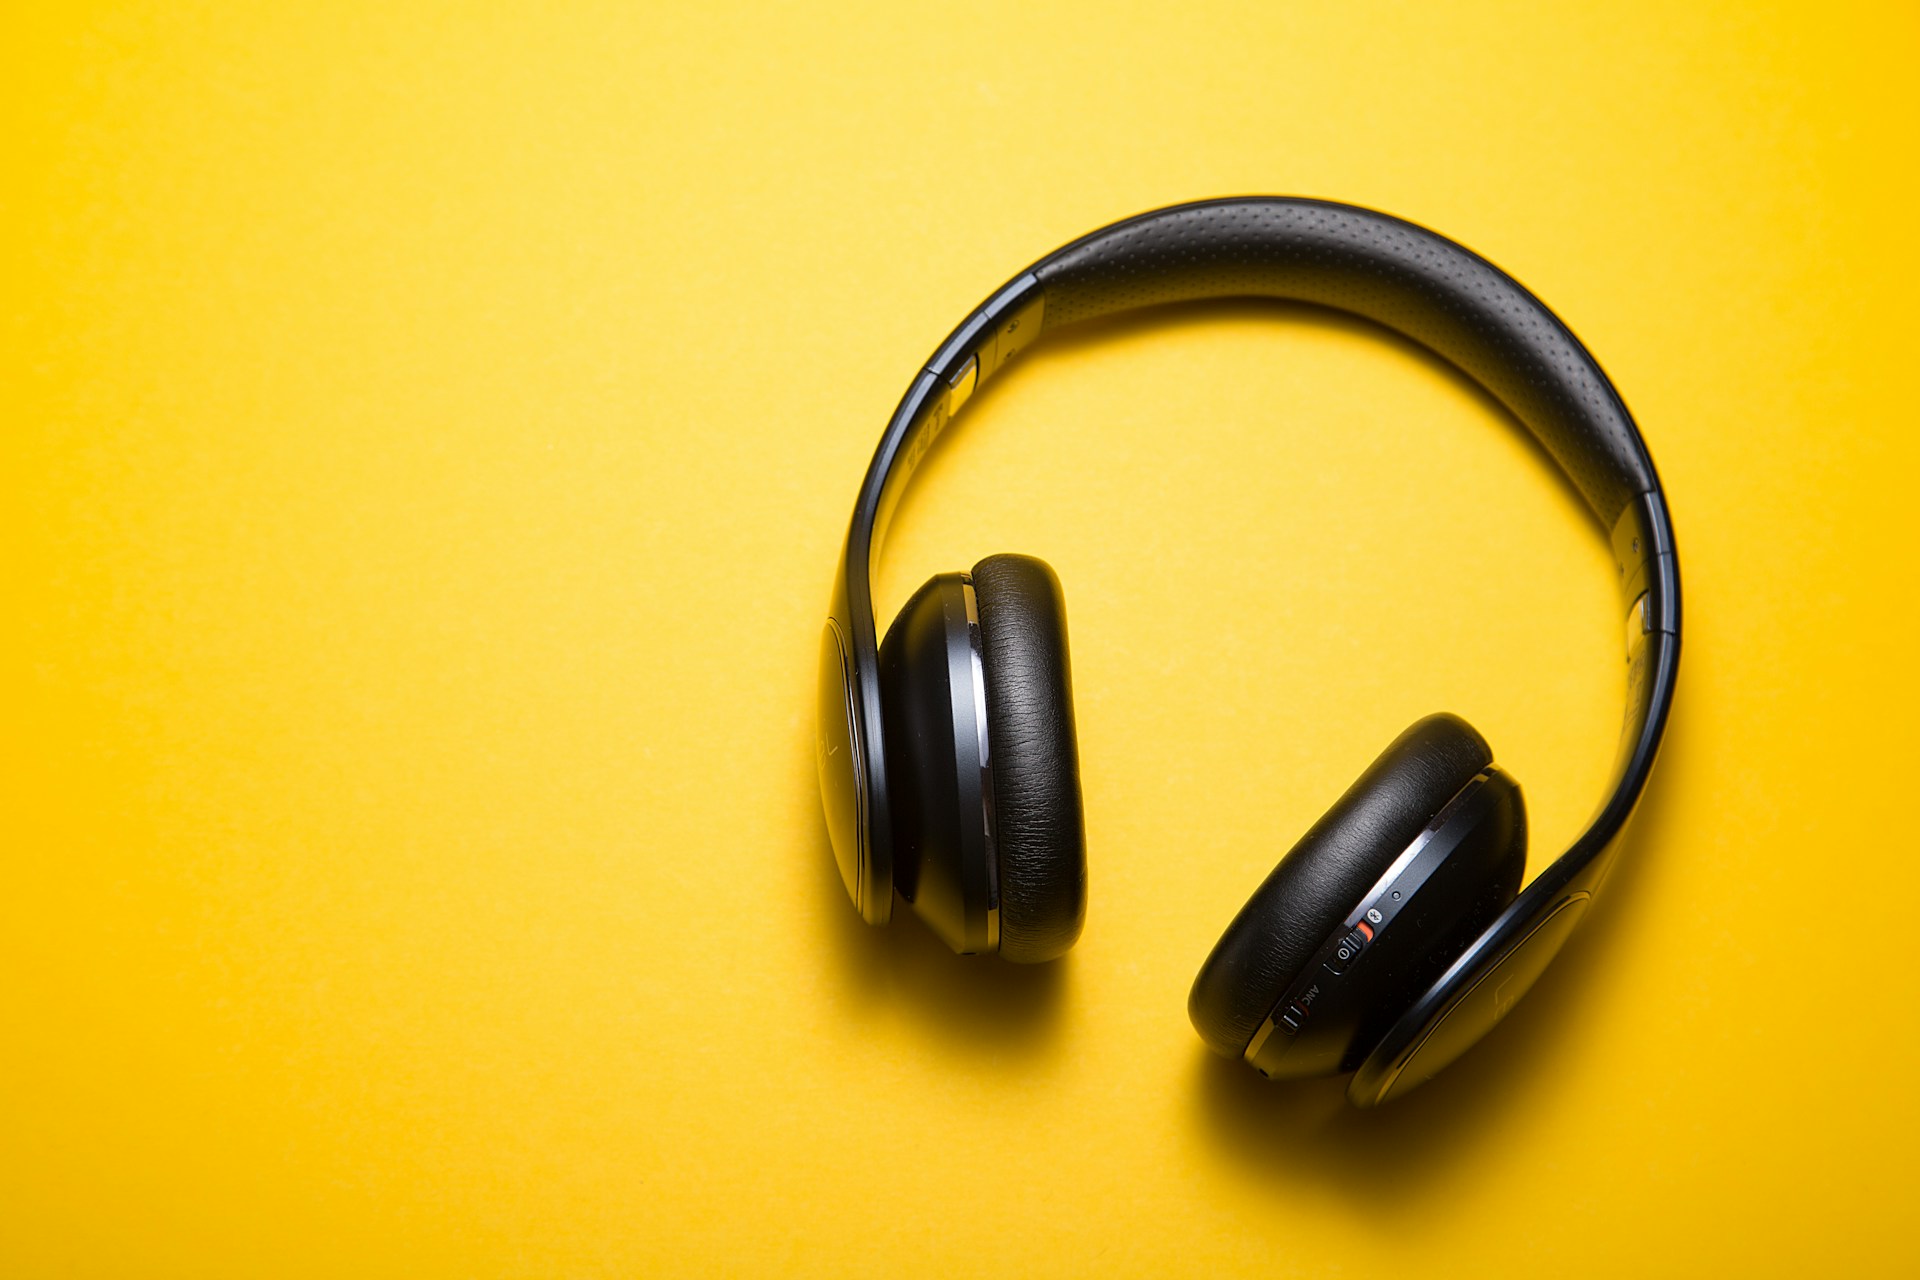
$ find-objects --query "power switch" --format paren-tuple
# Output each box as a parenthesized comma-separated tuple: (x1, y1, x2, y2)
(1324, 925, 1372, 975)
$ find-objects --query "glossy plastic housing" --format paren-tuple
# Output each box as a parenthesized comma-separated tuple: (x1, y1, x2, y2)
(1247, 769, 1526, 1080)
(816, 619, 868, 913)
(819, 285, 1042, 925)
(877, 574, 997, 955)
(817, 197, 1682, 1101)
(1347, 511, 1679, 1105)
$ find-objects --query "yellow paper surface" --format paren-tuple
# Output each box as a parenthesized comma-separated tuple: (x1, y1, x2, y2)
(4, 3, 1916, 1274)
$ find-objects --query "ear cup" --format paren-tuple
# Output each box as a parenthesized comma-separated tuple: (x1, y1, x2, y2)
(1187, 714, 1498, 1057)
(878, 573, 995, 954)
(971, 554, 1087, 963)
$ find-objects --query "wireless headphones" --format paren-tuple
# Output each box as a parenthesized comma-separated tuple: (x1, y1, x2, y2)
(816, 197, 1680, 1107)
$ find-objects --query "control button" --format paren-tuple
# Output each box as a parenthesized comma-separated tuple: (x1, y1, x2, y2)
(1279, 1011, 1302, 1035)
(1324, 927, 1371, 975)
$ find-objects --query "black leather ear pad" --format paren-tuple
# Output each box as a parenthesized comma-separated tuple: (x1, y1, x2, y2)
(1188, 714, 1494, 1057)
(971, 554, 1086, 963)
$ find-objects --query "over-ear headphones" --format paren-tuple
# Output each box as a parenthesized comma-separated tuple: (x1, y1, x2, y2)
(816, 197, 1680, 1107)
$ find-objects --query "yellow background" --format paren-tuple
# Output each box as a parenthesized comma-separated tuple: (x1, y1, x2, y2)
(5, 3, 1917, 1274)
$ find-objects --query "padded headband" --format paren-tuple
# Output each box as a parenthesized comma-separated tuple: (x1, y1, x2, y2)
(1033, 199, 1652, 522)
(822, 197, 1679, 931)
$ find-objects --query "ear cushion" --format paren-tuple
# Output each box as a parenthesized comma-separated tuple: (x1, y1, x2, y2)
(1187, 714, 1493, 1057)
(971, 554, 1086, 963)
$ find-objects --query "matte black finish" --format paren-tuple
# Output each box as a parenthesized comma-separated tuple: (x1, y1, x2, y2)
(971, 555, 1086, 963)
(1188, 714, 1495, 1058)
(1031, 198, 1652, 522)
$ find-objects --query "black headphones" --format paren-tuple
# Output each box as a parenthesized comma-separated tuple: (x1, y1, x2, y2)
(816, 197, 1680, 1107)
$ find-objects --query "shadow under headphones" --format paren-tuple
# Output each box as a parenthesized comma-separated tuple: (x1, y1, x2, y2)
(816, 197, 1681, 1107)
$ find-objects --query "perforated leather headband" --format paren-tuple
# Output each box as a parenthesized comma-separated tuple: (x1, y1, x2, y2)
(821, 198, 1679, 941)
(1035, 199, 1653, 520)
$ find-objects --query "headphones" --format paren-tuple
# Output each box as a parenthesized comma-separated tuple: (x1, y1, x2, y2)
(816, 197, 1680, 1107)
